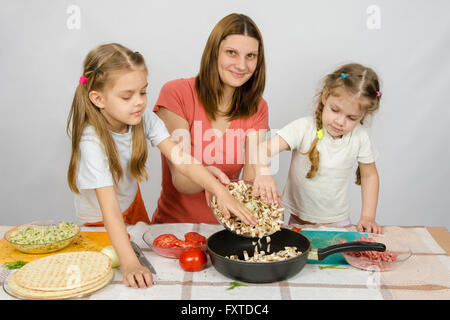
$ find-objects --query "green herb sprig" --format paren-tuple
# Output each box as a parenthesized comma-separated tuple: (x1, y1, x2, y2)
(3, 261, 28, 270)
(318, 264, 348, 270)
(227, 281, 248, 290)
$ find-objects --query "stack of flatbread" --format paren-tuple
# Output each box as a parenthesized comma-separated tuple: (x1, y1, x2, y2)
(6, 251, 113, 299)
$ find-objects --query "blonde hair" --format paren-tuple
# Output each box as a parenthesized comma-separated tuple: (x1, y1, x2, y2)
(305, 63, 381, 185)
(195, 13, 266, 121)
(67, 43, 148, 194)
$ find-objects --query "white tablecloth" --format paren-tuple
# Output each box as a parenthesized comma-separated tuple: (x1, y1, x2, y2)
(1, 223, 449, 300)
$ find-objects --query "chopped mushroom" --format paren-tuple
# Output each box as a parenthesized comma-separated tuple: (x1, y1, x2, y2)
(243, 250, 249, 261)
(226, 247, 301, 262)
(211, 181, 284, 238)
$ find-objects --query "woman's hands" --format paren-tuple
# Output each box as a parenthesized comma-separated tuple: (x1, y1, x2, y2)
(121, 261, 153, 288)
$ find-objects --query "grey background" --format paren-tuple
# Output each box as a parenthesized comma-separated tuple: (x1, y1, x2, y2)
(1, 0, 449, 229)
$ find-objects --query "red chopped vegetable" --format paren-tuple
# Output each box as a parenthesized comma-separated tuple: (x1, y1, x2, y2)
(153, 232, 206, 249)
(339, 236, 398, 262)
(184, 232, 207, 245)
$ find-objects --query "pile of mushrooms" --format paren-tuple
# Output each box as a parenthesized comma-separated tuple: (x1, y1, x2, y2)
(211, 180, 284, 238)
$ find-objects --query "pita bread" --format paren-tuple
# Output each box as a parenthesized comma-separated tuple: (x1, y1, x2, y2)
(7, 269, 113, 299)
(14, 251, 111, 291)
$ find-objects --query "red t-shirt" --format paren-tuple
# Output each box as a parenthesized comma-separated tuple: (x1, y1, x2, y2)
(152, 77, 269, 224)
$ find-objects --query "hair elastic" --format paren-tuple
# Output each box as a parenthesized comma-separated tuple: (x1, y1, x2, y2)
(376, 91, 381, 97)
(317, 128, 324, 140)
(94, 67, 99, 73)
(341, 73, 348, 79)
(79, 75, 87, 85)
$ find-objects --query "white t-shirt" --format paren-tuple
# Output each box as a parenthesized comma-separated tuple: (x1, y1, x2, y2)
(277, 116, 378, 223)
(74, 109, 170, 223)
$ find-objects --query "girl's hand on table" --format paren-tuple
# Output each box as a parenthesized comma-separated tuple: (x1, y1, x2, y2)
(122, 262, 153, 288)
(253, 173, 281, 206)
(357, 219, 382, 234)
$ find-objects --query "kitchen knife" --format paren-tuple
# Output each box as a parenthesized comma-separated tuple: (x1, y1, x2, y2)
(130, 241, 157, 274)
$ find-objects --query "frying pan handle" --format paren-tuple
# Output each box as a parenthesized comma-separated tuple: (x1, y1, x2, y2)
(316, 241, 386, 261)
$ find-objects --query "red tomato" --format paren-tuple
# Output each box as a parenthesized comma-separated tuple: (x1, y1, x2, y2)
(179, 248, 207, 272)
(172, 239, 189, 248)
(184, 241, 201, 248)
(184, 232, 207, 245)
(153, 234, 179, 248)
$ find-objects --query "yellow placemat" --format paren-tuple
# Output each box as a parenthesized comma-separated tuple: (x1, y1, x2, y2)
(0, 232, 111, 264)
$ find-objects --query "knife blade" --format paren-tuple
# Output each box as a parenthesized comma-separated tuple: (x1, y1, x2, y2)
(130, 241, 157, 274)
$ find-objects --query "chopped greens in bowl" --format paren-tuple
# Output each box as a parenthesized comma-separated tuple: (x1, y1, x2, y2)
(5, 220, 80, 254)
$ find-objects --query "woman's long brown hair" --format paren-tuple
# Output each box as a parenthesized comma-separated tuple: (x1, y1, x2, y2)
(67, 43, 148, 194)
(195, 13, 266, 121)
(305, 63, 381, 185)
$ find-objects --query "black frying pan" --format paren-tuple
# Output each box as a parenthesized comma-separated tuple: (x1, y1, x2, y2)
(207, 228, 386, 283)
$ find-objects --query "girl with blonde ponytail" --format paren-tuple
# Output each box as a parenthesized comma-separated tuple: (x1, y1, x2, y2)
(253, 63, 383, 234)
(67, 43, 257, 289)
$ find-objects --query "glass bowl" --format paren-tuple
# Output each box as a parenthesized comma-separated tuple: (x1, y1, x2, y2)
(333, 232, 412, 272)
(4, 220, 80, 254)
(142, 224, 207, 259)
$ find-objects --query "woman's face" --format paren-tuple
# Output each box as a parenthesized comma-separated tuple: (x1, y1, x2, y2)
(217, 34, 259, 91)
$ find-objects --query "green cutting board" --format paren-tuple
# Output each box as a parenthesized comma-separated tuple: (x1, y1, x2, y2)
(301, 230, 367, 265)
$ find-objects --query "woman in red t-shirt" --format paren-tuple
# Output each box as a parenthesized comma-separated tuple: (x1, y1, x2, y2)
(152, 13, 269, 224)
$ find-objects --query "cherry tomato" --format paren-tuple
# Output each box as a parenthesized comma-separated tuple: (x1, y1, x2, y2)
(153, 234, 179, 248)
(184, 232, 207, 245)
(179, 248, 207, 272)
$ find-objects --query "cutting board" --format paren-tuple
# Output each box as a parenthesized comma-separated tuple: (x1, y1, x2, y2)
(301, 230, 367, 265)
(0, 232, 111, 264)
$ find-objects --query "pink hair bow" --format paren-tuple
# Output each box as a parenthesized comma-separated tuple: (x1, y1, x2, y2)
(376, 91, 381, 97)
(79, 75, 87, 85)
